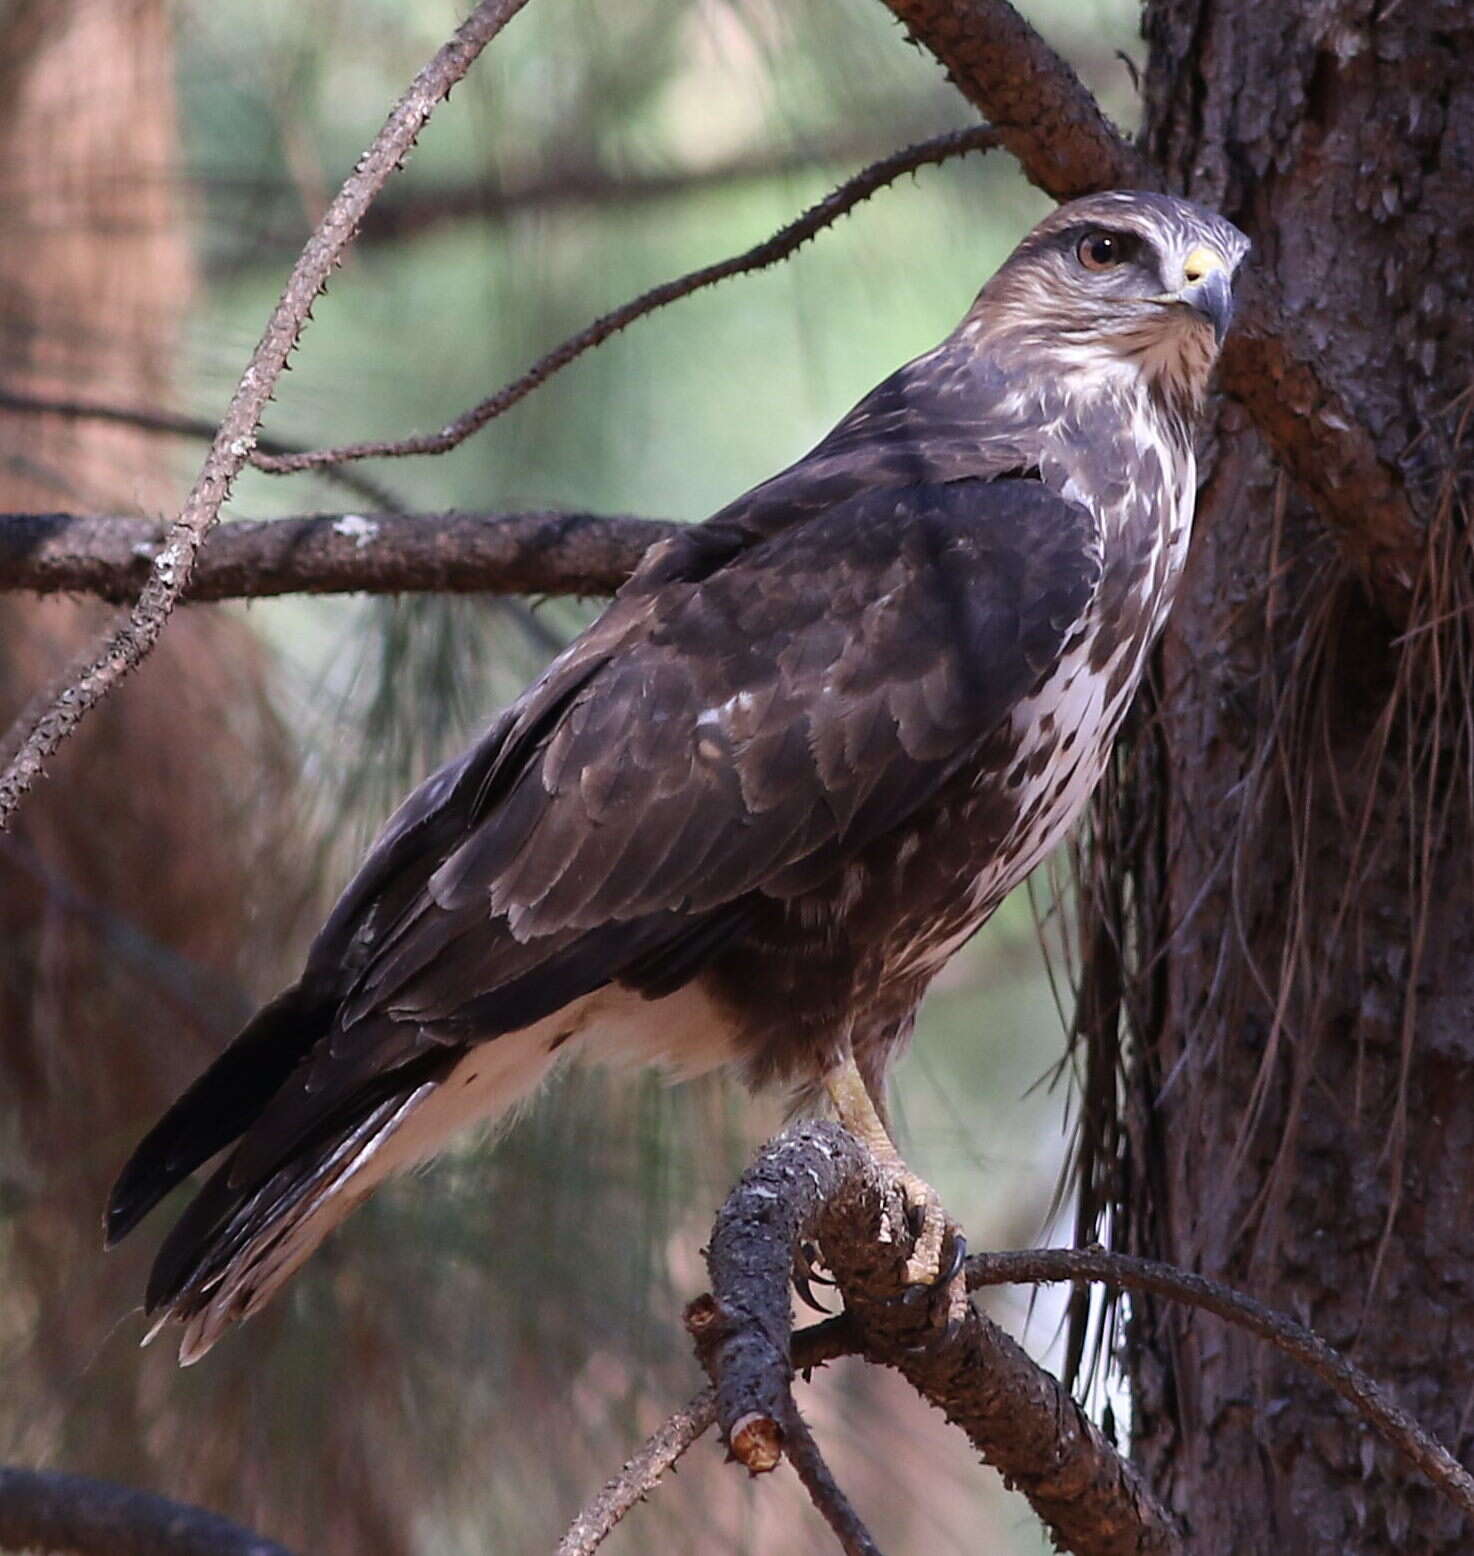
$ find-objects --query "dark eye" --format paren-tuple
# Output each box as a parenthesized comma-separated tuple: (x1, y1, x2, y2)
(1077, 231, 1126, 271)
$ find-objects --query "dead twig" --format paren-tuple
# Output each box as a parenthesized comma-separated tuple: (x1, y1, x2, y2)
(782, 1403, 886, 1556)
(967, 1246, 1474, 1521)
(0, 509, 677, 603)
(554, 1389, 714, 1556)
(0, 0, 534, 831)
(249, 125, 1002, 477)
(877, 0, 1422, 611)
(0, 1466, 298, 1556)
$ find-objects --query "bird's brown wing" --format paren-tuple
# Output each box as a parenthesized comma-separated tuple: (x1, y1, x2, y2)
(111, 477, 1100, 1236)
(281, 477, 1098, 1092)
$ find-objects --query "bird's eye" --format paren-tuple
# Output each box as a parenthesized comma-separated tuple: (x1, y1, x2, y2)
(1077, 231, 1126, 271)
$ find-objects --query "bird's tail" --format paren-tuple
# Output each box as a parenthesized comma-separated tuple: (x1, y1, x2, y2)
(110, 1009, 564, 1364)
(145, 1062, 447, 1365)
(105, 984, 332, 1248)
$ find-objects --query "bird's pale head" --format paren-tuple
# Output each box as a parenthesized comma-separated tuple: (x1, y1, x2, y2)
(970, 190, 1250, 416)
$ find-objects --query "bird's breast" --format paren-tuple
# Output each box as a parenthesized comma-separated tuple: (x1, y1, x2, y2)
(878, 440, 1196, 988)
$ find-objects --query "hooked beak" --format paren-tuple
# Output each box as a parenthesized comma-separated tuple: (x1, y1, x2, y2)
(1175, 247, 1235, 344)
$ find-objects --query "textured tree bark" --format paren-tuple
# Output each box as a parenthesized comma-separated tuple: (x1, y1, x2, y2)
(1107, 2, 1474, 1550)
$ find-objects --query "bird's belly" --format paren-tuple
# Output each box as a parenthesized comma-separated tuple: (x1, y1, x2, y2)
(995, 641, 1135, 884)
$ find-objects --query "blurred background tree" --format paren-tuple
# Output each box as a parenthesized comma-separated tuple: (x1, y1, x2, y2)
(0, 1, 1142, 1551)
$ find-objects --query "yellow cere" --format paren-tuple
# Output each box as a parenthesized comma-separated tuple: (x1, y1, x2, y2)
(1182, 245, 1228, 282)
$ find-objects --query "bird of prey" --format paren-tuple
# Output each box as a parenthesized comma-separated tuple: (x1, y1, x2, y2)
(108, 190, 1248, 1363)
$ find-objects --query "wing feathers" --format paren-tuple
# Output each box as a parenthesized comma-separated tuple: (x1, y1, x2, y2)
(112, 473, 1102, 1348)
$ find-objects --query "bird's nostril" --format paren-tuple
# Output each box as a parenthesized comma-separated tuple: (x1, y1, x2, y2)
(1182, 246, 1223, 286)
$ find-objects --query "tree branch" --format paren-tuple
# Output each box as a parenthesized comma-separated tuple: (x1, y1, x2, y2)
(554, 1389, 714, 1556)
(248, 126, 1001, 477)
(878, 0, 1422, 612)
(697, 1121, 1474, 1552)
(781, 1403, 886, 1556)
(882, 0, 1138, 198)
(0, 510, 678, 603)
(0, 389, 408, 514)
(311, 128, 961, 250)
(696, 1121, 1182, 1556)
(0, 0, 534, 831)
(966, 1247, 1474, 1522)
(0, 1467, 298, 1556)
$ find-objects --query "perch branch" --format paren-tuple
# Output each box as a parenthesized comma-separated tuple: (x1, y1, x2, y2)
(0, 0, 533, 830)
(0, 510, 678, 603)
(555, 1316, 857, 1556)
(967, 1247, 1474, 1520)
(698, 1121, 1182, 1556)
(249, 125, 1001, 476)
(878, 0, 1422, 611)
(0, 1466, 298, 1556)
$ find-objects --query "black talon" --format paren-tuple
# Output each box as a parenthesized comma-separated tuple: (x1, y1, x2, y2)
(935, 1229, 967, 1290)
(793, 1269, 833, 1314)
(923, 1231, 969, 1336)
(793, 1241, 836, 1313)
(798, 1241, 836, 1287)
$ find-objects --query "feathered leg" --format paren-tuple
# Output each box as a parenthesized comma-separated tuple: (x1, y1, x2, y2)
(824, 1055, 967, 1320)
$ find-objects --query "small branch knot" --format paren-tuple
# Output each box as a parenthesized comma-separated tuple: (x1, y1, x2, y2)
(728, 1412, 785, 1475)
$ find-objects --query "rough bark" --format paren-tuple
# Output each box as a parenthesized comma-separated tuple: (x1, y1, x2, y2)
(0, 509, 677, 602)
(1106, 2, 1474, 1551)
(696, 1123, 1184, 1556)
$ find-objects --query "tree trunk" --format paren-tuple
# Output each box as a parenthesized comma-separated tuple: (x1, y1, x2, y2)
(1104, 2, 1474, 1549)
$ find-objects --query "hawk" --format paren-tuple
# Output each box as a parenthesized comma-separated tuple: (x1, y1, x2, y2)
(108, 190, 1248, 1362)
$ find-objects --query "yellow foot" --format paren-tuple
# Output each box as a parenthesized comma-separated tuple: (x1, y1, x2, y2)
(823, 1056, 969, 1327)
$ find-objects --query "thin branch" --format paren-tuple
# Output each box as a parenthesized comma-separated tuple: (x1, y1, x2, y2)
(249, 125, 1002, 477)
(0, 509, 678, 603)
(554, 1388, 714, 1556)
(276, 127, 959, 253)
(967, 1247, 1474, 1521)
(878, 0, 1422, 612)
(0, 388, 407, 513)
(555, 1317, 857, 1556)
(0, 1466, 299, 1556)
(698, 1121, 1182, 1556)
(782, 1404, 886, 1556)
(0, 0, 534, 831)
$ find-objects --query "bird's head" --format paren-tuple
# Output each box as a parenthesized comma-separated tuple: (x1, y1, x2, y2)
(970, 190, 1250, 415)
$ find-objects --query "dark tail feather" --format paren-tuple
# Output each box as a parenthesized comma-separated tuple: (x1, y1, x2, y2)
(104, 984, 330, 1247)
(144, 1057, 451, 1363)
(143, 1084, 407, 1314)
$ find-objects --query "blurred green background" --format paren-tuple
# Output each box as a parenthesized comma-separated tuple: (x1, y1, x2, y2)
(0, 1, 1141, 1550)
